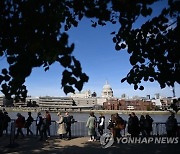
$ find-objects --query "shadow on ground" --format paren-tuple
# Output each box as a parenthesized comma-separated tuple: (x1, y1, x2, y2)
(0, 136, 180, 154)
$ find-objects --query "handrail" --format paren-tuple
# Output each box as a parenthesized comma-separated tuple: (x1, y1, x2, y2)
(5, 120, 180, 138)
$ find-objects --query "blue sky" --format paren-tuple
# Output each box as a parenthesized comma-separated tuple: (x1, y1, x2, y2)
(0, 1, 179, 98)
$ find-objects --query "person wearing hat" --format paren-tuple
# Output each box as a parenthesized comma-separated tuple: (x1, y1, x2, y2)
(36, 112, 43, 136)
(56, 112, 66, 139)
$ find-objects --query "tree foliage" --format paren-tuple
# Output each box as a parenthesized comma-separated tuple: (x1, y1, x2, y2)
(0, 0, 179, 101)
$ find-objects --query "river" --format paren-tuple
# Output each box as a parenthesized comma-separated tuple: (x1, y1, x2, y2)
(6, 111, 180, 123)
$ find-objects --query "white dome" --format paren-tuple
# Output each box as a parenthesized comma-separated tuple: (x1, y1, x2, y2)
(101, 81, 113, 98)
(103, 81, 112, 91)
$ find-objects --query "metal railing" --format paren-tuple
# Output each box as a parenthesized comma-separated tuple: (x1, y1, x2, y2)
(3, 120, 180, 138)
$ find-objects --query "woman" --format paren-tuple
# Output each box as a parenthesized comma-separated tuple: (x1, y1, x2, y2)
(86, 112, 96, 141)
(56, 112, 66, 139)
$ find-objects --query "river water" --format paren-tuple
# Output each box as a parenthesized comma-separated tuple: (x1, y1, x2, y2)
(7, 111, 180, 123)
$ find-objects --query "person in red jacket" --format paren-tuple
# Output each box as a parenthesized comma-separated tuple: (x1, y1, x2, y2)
(15, 113, 25, 138)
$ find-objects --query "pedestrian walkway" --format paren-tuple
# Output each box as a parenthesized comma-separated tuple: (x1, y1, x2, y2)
(0, 136, 180, 154)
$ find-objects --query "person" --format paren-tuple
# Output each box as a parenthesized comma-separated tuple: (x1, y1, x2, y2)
(15, 113, 25, 138)
(166, 113, 178, 137)
(0, 110, 4, 137)
(64, 112, 73, 140)
(98, 113, 105, 136)
(86, 112, 96, 141)
(36, 112, 43, 136)
(39, 113, 48, 141)
(25, 112, 34, 136)
(3, 111, 11, 135)
(56, 112, 66, 139)
(127, 112, 140, 137)
(144, 114, 154, 137)
(45, 110, 51, 137)
(114, 113, 125, 138)
(139, 115, 146, 137)
(92, 112, 97, 140)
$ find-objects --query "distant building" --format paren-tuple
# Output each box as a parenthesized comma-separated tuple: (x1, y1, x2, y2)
(72, 97, 97, 107)
(103, 99, 155, 110)
(70, 90, 92, 98)
(97, 97, 107, 106)
(101, 81, 113, 98)
(38, 96, 74, 108)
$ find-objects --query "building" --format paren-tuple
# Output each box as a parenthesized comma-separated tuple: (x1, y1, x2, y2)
(103, 98, 155, 111)
(72, 97, 97, 107)
(38, 96, 74, 109)
(103, 98, 121, 110)
(70, 90, 92, 98)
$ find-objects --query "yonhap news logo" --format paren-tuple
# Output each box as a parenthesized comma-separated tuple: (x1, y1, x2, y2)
(116, 137, 179, 144)
(100, 133, 114, 148)
(100, 133, 179, 148)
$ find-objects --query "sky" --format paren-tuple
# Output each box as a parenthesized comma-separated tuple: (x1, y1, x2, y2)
(0, 1, 179, 98)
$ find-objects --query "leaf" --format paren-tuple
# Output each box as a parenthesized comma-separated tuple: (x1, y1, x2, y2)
(75, 81, 83, 91)
(111, 31, 116, 35)
(2, 69, 8, 75)
(139, 86, 144, 90)
(121, 43, 126, 49)
(121, 77, 127, 83)
(115, 44, 121, 51)
(63, 85, 75, 95)
(134, 84, 138, 90)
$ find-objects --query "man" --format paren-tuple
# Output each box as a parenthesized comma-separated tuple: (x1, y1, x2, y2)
(3, 111, 11, 135)
(128, 112, 140, 137)
(64, 112, 73, 140)
(166, 113, 178, 137)
(25, 112, 34, 136)
(45, 110, 51, 137)
(0, 110, 4, 137)
(36, 112, 43, 136)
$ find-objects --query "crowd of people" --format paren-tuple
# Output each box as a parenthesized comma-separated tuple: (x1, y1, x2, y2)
(0, 109, 179, 142)
(85, 112, 179, 142)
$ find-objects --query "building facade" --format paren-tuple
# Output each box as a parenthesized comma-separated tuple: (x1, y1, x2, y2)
(38, 96, 74, 108)
(103, 99, 155, 111)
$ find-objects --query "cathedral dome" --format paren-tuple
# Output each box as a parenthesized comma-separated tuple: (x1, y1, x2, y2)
(101, 81, 113, 98)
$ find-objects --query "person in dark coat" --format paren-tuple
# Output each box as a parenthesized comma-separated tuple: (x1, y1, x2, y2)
(25, 112, 34, 136)
(144, 114, 154, 137)
(3, 111, 11, 135)
(0, 110, 4, 137)
(39, 114, 48, 141)
(166, 113, 178, 137)
(64, 112, 73, 140)
(139, 115, 146, 137)
(36, 112, 43, 136)
(128, 112, 140, 137)
(45, 110, 51, 137)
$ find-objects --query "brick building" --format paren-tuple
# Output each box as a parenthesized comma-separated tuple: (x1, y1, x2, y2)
(103, 99, 155, 111)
